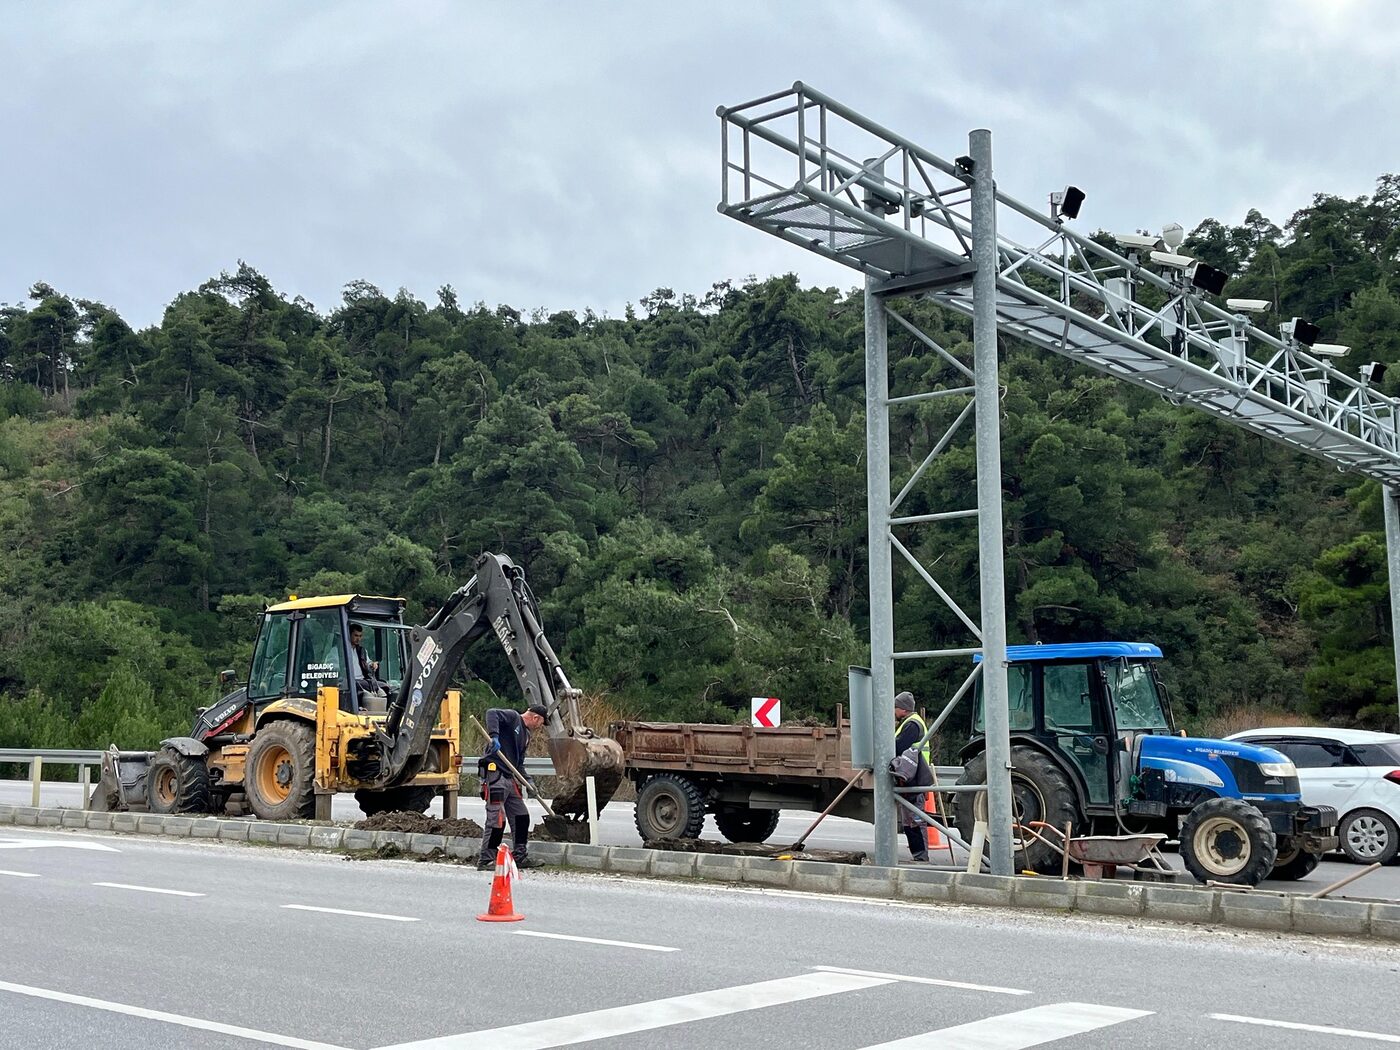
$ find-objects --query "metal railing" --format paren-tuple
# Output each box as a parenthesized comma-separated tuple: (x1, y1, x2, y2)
(0, 749, 103, 807)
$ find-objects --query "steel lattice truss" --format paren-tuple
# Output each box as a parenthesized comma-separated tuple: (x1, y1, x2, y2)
(719, 83, 1400, 484)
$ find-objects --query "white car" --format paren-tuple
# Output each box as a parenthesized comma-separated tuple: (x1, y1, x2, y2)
(1228, 727, 1400, 865)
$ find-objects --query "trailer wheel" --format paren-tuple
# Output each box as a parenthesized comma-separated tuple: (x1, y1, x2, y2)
(955, 746, 1080, 873)
(714, 807, 781, 844)
(1180, 797, 1276, 886)
(245, 721, 317, 821)
(146, 748, 212, 815)
(355, 786, 436, 816)
(634, 774, 706, 841)
(1270, 837, 1320, 881)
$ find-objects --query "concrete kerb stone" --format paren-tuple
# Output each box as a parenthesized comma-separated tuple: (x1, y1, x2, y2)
(1076, 880, 1146, 917)
(341, 828, 374, 851)
(370, 830, 411, 852)
(694, 853, 745, 883)
(84, 811, 115, 832)
(1293, 896, 1371, 937)
(217, 819, 250, 842)
(308, 826, 345, 850)
(446, 836, 480, 861)
(137, 814, 166, 834)
(0, 804, 15, 822)
(37, 808, 63, 827)
(649, 850, 698, 879)
(110, 811, 138, 833)
(898, 867, 957, 903)
(527, 840, 565, 865)
(248, 821, 281, 845)
(276, 825, 313, 847)
(61, 809, 86, 828)
(1012, 876, 1080, 912)
(1370, 902, 1400, 940)
(1219, 890, 1293, 932)
(845, 864, 899, 899)
(409, 833, 447, 855)
(1142, 884, 1220, 923)
(564, 843, 607, 870)
(954, 872, 1016, 908)
(740, 857, 793, 888)
(605, 847, 656, 875)
(160, 816, 195, 837)
(790, 860, 847, 895)
(190, 818, 222, 840)
(14, 807, 40, 826)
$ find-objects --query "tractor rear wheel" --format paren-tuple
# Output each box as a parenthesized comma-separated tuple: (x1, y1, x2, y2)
(955, 746, 1081, 874)
(245, 721, 317, 821)
(1180, 797, 1276, 886)
(146, 748, 212, 815)
(1270, 837, 1321, 881)
(714, 806, 781, 844)
(634, 774, 706, 842)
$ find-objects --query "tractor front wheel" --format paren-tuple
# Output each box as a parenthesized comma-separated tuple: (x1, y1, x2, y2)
(1180, 797, 1276, 886)
(245, 721, 317, 822)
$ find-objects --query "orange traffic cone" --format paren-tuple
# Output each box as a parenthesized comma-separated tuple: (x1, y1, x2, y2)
(924, 790, 946, 851)
(476, 845, 524, 923)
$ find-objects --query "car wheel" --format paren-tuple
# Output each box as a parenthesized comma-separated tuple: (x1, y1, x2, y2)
(1340, 809, 1400, 865)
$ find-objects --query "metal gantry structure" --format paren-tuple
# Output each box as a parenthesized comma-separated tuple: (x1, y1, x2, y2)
(717, 82, 1400, 873)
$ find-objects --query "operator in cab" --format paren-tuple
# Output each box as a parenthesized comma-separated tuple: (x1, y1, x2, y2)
(478, 703, 549, 871)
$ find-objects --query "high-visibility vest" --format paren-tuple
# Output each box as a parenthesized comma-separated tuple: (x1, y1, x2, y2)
(898, 712, 931, 765)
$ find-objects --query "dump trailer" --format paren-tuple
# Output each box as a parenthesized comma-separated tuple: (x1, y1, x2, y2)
(612, 711, 873, 843)
(96, 552, 623, 824)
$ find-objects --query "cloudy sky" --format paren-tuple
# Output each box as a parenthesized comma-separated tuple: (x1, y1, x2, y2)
(4, 1, 1397, 328)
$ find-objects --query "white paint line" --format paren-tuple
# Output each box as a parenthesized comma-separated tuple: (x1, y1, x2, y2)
(375, 970, 892, 1049)
(858, 1002, 1153, 1049)
(812, 965, 1030, 996)
(510, 930, 678, 953)
(0, 838, 119, 853)
(93, 882, 204, 898)
(281, 904, 418, 922)
(0, 869, 40, 878)
(0, 978, 348, 1049)
(1211, 1013, 1400, 1044)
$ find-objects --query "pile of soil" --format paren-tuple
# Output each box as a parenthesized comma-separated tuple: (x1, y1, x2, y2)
(530, 816, 593, 843)
(353, 811, 484, 837)
(645, 837, 866, 866)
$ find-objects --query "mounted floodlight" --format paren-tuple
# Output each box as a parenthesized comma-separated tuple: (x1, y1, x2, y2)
(1187, 261, 1229, 296)
(1311, 343, 1351, 358)
(1281, 317, 1321, 347)
(1360, 362, 1388, 385)
(1161, 222, 1185, 249)
(1114, 232, 1163, 251)
(1149, 250, 1195, 270)
(1050, 185, 1085, 220)
(1226, 298, 1271, 313)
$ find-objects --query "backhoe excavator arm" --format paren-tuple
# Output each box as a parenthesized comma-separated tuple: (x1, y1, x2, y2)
(378, 552, 623, 818)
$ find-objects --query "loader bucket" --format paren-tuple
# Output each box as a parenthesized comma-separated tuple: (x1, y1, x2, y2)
(547, 734, 625, 820)
(91, 746, 153, 812)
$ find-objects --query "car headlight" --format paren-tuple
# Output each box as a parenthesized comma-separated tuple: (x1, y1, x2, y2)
(1257, 760, 1297, 777)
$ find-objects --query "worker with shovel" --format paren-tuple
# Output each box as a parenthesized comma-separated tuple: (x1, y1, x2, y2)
(890, 744, 934, 863)
(478, 704, 548, 871)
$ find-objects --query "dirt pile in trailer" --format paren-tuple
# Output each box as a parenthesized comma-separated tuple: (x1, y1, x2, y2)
(353, 812, 485, 837)
(645, 837, 867, 865)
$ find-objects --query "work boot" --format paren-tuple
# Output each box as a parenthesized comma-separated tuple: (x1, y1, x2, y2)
(511, 816, 545, 869)
(478, 825, 504, 870)
(905, 827, 930, 863)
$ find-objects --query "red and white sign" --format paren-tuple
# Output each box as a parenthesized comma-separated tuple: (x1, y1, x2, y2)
(751, 697, 781, 728)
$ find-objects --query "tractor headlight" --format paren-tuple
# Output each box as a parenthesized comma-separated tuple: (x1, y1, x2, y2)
(1257, 760, 1297, 778)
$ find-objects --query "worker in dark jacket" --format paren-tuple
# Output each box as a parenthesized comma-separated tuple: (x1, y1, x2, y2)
(890, 744, 935, 862)
(478, 704, 548, 870)
(894, 691, 930, 762)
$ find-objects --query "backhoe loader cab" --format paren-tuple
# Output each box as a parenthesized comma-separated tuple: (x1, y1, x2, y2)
(954, 643, 1339, 886)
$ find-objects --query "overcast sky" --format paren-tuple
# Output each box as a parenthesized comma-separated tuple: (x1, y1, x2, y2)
(4, 1, 1397, 328)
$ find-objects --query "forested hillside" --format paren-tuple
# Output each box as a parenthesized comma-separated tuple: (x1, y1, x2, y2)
(3, 175, 1399, 752)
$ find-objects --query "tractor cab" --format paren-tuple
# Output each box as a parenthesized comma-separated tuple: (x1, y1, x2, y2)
(245, 594, 410, 717)
(969, 641, 1171, 816)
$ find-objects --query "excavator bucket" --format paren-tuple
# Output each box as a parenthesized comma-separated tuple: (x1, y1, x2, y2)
(547, 734, 625, 823)
(91, 746, 152, 812)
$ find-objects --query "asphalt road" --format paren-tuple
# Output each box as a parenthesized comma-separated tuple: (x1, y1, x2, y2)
(0, 824, 1397, 1049)
(5, 779, 1399, 902)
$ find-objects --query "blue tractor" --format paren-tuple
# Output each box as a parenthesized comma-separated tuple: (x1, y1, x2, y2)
(953, 643, 1339, 886)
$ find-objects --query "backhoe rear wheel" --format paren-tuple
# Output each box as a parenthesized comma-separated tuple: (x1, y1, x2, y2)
(635, 774, 706, 841)
(714, 806, 781, 844)
(146, 748, 211, 815)
(245, 721, 317, 821)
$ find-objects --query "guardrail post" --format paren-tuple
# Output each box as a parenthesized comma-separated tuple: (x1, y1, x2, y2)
(30, 756, 42, 807)
(80, 763, 92, 808)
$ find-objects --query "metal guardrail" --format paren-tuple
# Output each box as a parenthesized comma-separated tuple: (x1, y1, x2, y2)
(0, 748, 102, 807)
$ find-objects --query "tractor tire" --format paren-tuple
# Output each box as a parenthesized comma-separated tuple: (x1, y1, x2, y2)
(355, 786, 437, 817)
(1340, 808, 1400, 865)
(955, 746, 1081, 874)
(145, 748, 212, 815)
(1269, 837, 1321, 881)
(1180, 797, 1277, 886)
(714, 806, 782, 844)
(245, 721, 317, 822)
(634, 774, 706, 842)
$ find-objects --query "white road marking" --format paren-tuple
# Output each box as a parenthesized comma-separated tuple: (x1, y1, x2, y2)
(0, 837, 119, 852)
(1211, 1013, 1400, 1044)
(281, 904, 419, 922)
(93, 882, 204, 897)
(812, 965, 1030, 996)
(0, 869, 40, 878)
(511, 931, 678, 953)
(0, 978, 348, 1049)
(375, 970, 892, 1049)
(858, 1002, 1153, 1049)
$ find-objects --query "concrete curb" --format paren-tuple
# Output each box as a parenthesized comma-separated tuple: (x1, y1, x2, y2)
(1, 802, 1395, 942)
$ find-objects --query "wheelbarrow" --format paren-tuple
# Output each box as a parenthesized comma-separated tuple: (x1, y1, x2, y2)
(1019, 822, 1175, 881)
